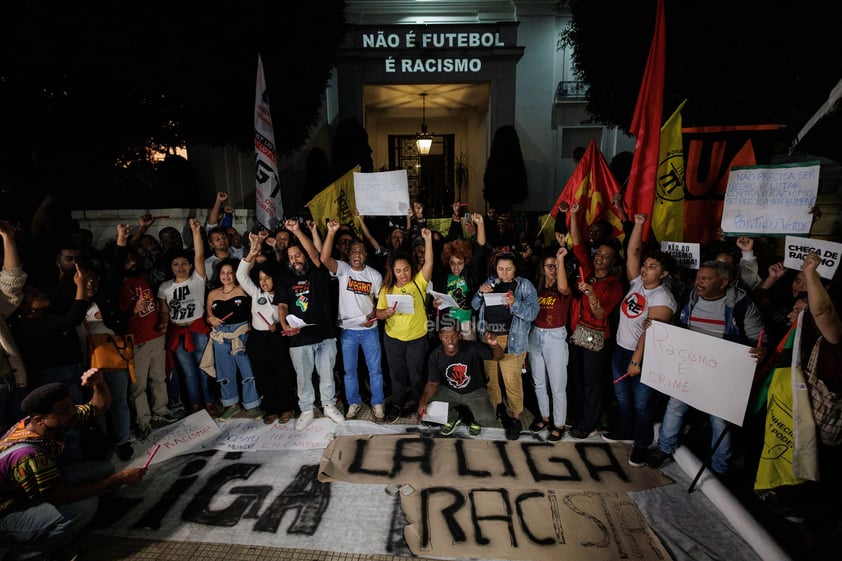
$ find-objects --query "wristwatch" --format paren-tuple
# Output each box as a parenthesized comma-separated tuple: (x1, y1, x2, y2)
(629, 360, 641, 367)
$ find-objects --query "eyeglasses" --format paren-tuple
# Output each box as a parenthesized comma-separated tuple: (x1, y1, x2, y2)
(544, 264, 557, 269)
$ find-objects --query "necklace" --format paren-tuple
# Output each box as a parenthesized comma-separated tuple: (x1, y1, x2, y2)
(221, 286, 236, 295)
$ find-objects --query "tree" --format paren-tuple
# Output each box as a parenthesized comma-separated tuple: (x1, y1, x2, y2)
(558, 1, 842, 161)
(483, 125, 528, 211)
(0, 1, 348, 208)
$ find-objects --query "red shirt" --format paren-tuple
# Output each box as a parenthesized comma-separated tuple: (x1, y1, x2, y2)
(534, 287, 571, 329)
(571, 242, 623, 338)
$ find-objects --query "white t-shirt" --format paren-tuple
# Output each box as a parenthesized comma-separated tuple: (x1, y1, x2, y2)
(236, 259, 278, 332)
(616, 276, 677, 351)
(333, 260, 382, 330)
(157, 270, 207, 326)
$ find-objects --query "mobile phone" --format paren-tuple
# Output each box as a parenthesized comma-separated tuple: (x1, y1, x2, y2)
(463, 212, 472, 223)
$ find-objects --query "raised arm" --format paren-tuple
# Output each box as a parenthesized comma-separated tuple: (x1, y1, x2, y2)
(306, 220, 324, 254)
(473, 213, 487, 247)
(320, 219, 340, 274)
(804, 251, 842, 344)
(207, 192, 227, 227)
(556, 246, 571, 295)
(626, 213, 646, 281)
(189, 218, 206, 279)
(421, 228, 434, 282)
(286, 219, 320, 266)
(568, 202, 582, 247)
(130, 214, 155, 248)
(356, 211, 382, 253)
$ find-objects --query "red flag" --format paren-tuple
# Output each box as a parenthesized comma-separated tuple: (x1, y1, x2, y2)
(625, 0, 666, 241)
(550, 140, 625, 244)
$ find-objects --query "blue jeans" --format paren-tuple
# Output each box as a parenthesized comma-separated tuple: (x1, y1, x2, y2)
(173, 330, 214, 408)
(0, 460, 113, 560)
(341, 328, 385, 407)
(611, 346, 658, 449)
(93, 368, 132, 445)
(528, 326, 569, 427)
(212, 324, 260, 410)
(658, 396, 733, 475)
(289, 339, 337, 412)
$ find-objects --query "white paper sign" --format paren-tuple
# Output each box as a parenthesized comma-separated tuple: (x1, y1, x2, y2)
(430, 289, 460, 310)
(130, 409, 222, 468)
(386, 294, 415, 314)
(720, 163, 819, 235)
(661, 241, 701, 270)
(783, 235, 842, 280)
(354, 170, 411, 216)
(482, 292, 508, 307)
(640, 321, 756, 426)
(286, 315, 316, 328)
(422, 401, 449, 425)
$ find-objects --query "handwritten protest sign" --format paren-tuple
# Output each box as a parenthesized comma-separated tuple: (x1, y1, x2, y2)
(783, 235, 842, 280)
(131, 409, 222, 467)
(354, 170, 410, 216)
(721, 162, 819, 236)
(641, 321, 756, 426)
(661, 241, 700, 269)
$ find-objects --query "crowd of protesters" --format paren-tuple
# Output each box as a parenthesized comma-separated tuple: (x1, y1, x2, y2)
(1, 189, 840, 560)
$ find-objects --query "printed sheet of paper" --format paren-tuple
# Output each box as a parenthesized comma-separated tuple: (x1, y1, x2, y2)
(286, 315, 316, 328)
(386, 294, 414, 314)
(482, 292, 508, 307)
(422, 401, 448, 425)
(429, 289, 459, 310)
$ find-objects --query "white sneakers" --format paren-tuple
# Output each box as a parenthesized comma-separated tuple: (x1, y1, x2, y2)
(373, 403, 385, 421)
(323, 404, 345, 424)
(345, 403, 361, 419)
(295, 409, 315, 430)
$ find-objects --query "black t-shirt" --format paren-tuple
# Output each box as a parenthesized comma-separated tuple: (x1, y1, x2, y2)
(427, 341, 494, 394)
(483, 280, 516, 331)
(274, 265, 336, 347)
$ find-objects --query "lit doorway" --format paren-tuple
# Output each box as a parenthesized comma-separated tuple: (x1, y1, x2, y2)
(388, 134, 454, 215)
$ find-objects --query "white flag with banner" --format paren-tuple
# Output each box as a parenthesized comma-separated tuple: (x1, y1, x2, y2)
(254, 53, 283, 231)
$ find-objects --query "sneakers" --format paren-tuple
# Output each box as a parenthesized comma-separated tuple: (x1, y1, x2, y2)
(323, 404, 345, 424)
(602, 431, 632, 443)
(151, 410, 180, 427)
(440, 418, 461, 436)
(547, 425, 565, 443)
(373, 403, 385, 421)
(629, 445, 647, 468)
(117, 442, 135, 461)
(386, 403, 403, 424)
(505, 418, 522, 441)
(246, 407, 264, 421)
(134, 422, 151, 440)
(218, 404, 242, 422)
(468, 422, 481, 437)
(570, 428, 598, 440)
(346, 403, 362, 419)
(295, 409, 315, 430)
(648, 447, 672, 469)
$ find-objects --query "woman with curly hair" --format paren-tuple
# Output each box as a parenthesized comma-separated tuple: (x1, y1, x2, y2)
(433, 212, 490, 341)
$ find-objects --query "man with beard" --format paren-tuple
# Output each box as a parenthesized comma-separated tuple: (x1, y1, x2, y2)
(417, 320, 503, 437)
(275, 219, 345, 430)
(320, 219, 385, 421)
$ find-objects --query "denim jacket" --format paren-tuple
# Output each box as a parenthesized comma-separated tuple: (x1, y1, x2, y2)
(472, 276, 539, 354)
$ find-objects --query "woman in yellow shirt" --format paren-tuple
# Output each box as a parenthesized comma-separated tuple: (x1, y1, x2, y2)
(376, 228, 433, 423)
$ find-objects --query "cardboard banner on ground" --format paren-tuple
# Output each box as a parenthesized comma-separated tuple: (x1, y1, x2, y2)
(319, 435, 672, 561)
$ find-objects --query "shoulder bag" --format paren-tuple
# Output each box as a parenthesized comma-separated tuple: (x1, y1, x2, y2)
(88, 333, 136, 382)
(804, 336, 842, 446)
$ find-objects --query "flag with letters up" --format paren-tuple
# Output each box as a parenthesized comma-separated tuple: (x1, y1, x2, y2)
(255, 53, 283, 231)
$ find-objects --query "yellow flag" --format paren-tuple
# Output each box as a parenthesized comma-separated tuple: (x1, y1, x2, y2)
(652, 99, 687, 243)
(306, 166, 359, 235)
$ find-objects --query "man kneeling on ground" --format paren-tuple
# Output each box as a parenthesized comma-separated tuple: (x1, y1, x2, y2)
(0, 368, 148, 561)
(417, 320, 503, 436)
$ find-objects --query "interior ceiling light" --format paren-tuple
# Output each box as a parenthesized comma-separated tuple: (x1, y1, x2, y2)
(415, 92, 433, 155)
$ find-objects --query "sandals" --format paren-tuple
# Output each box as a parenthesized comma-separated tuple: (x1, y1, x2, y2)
(528, 418, 550, 434)
(547, 425, 565, 443)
